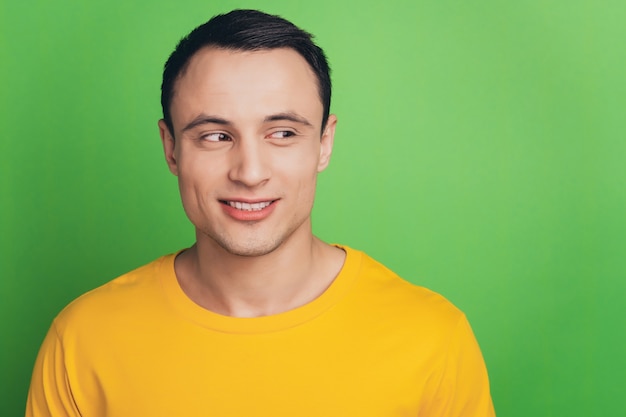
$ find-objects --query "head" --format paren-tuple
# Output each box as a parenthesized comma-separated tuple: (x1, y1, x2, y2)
(158, 10, 337, 257)
(161, 9, 332, 138)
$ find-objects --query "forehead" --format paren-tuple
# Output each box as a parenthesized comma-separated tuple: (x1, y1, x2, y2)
(170, 47, 322, 128)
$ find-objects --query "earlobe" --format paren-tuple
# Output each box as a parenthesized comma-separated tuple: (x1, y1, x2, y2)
(318, 114, 337, 172)
(158, 119, 179, 176)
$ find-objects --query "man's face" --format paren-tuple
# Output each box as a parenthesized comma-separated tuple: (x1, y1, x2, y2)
(159, 47, 336, 257)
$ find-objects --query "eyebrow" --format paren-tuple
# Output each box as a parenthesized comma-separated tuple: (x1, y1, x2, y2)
(263, 112, 313, 127)
(181, 114, 231, 133)
(180, 111, 314, 134)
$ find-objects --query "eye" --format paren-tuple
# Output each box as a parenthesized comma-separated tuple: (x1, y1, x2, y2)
(268, 130, 296, 139)
(201, 132, 231, 142)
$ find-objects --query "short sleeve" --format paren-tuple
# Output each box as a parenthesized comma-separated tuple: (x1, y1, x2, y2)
(25, 322, 81, 417)
(421, 314, 496, 417)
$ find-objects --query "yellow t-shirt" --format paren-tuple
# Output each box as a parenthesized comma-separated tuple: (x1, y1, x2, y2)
(26, 246, 495, 416)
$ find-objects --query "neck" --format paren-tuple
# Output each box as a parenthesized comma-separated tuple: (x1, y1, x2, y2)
(174, 227, 345, 318)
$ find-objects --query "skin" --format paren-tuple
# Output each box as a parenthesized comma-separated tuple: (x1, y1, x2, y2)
(158, 47, 345, 318)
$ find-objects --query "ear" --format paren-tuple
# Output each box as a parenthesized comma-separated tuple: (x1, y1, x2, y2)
(317, 114, 337, 172)
(158, 119, 179, 176)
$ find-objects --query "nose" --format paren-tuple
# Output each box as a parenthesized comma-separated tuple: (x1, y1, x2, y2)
(227, 138, 271, 187)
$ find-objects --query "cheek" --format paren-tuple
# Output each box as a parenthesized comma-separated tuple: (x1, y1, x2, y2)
(177, 150, 224, 187)
(290, 163, 319, 204)
(280, 155, 318, 186)
(175, 153, 222, 212)
(287, 163, 318, 181)
(176, 174, 202, 219)
(277, 143, 321, 172)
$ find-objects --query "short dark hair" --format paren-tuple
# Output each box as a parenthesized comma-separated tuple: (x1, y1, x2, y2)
(161, 9, 332, 136)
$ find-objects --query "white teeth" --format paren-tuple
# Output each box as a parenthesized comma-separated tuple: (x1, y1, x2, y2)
(227, 201, 271, 211)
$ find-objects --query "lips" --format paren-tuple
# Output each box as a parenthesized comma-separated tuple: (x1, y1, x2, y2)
(224, 200, 272, 211)
(220, 199, 278, 221)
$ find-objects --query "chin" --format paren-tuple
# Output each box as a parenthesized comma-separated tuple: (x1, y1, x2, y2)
(224, 245, 279, 258)
(212, 235, 284, 258)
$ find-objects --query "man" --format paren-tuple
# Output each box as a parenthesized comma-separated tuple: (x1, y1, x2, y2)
(26, 9, 495, 416)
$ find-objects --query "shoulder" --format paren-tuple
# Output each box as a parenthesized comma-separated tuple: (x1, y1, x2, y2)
(341, 245, 464, 328)
(52, 253, 177, 335)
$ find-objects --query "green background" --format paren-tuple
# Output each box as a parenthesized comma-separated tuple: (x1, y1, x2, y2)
(2, 0, 625, 415)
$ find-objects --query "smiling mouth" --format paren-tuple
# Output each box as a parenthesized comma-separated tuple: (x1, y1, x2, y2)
(220, 200, 275, 211)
